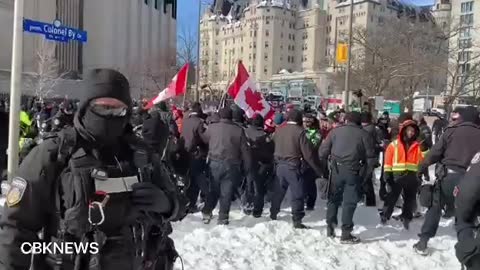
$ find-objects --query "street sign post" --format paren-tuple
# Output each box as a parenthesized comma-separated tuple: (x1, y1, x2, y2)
(23, 19, 88, 43)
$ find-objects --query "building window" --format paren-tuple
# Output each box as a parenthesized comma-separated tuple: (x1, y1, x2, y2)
(292, 45, 295, 50)
(233, 38, 235, 44)
(461, 63, 471, 73)
(154, 0, 158, 9)
(145, 0, 148, 5)
(254, 31, 257, 37)
(264, 67, 268, 74)
(460, 14, 474, 25)
(253, 66, 256, 72)
(253, 53, 256, 59)
(460, 27, 472, 38)
(265, 41, 269, 48)
(264, 53, 268, 60)
(459, 51, 472, 62)
(241, 47, 243, 53)
(291, 56, 294, 63)
(461, 1, 474, 13)
(266, 19, 270, 24)
(288, 34, 291, 40)
(225, 40, 227, 45)
(281, 32, 283, 38)
(459, 39, 472, 48)
(266, 30, 269, 37)
(249, 54, 252, 60)
(292, 34, 295, 40)
(253, 42, 256, 48)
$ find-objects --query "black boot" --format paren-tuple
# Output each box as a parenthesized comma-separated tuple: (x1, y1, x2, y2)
(340, 232, 361, 244)
(327, 225, 335, 238)
(293, 222, 310, 229)
(202, 212, 213, 224)
(413, 238, 429, 255)
(217, 219, 229, 226)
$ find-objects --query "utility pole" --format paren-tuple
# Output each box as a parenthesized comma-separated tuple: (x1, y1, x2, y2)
(195, 0, 202, 102)
(344, 0, 354, 111)
(7, 0, 24, 180)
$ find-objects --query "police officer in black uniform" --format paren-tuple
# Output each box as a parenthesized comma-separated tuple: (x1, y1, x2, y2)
(455, 152, 480, 270)
(201, 107, 251, 225)
(0, 69, 182, 270)
(270, 109, 323, 229)
(181, 102, 209, 213)
(242, 114, 274, 217)
(414, 106, 480, 254)
(319, 111, 375, 243)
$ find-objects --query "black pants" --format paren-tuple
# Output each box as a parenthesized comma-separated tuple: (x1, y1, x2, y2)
(363, 163, 376, 207)
(326, 166, 362, 232)
(241, 162, 272, 215)
(302, 167, 317, 209)
(382, 172, 418, 221)
(270, 163, 305, 223)
(419, 172, 462, 239)
(202, 160, 241, 221)
(185, 158, 209, 209)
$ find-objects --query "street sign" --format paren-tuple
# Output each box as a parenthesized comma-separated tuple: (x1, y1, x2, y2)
(23, 19, 87, 43)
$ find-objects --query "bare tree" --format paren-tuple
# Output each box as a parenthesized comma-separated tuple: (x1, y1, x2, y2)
(26, 40, 69, 100)
(434, 21, 480, 111)
(177, 26, 198, 87)
(330, 15, 447, 109)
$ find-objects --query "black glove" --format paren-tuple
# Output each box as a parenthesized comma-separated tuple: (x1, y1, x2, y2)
(131, 182, 172, 215)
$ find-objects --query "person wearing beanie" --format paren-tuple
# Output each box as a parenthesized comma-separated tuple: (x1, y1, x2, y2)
(414, 105, 480, 255)
(232, 105, 247, 128)
(181, 101, 210, 213)
(150, 101, 179, 138)
(200, 106, 251, 225)
(242, 114, 274, 217)
(377, 110, 391, 141)
(319, 111, 375, 243)
(270, 109, 323, 229)
(361, 111, 382, 207)
(0, 69, 183, 269)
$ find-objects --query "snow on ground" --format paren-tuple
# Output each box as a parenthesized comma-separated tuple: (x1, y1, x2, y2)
(171, 167, 460, 270)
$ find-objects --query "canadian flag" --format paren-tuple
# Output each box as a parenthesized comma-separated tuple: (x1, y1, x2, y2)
(228, 62, 274, 119)
(145, 63, 189, 110)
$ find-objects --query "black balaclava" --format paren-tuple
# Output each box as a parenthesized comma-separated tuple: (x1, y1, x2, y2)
(74, 69, 132, 145)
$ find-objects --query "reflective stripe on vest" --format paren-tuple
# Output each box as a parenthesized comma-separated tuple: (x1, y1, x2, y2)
(386, 140, 421, 172)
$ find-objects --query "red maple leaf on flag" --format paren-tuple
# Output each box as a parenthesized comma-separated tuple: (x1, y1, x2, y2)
(244, 88, 265, 112)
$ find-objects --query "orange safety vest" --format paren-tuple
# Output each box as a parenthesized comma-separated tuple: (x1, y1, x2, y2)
(384, 139, 427, 172)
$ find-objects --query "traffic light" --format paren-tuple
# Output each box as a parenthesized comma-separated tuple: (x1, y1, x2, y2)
(336, 43, 348, 64)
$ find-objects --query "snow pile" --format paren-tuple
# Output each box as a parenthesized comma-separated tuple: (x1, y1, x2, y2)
(172, 203, 459, 270)
(257, 0, 292, 9)
(171, 167, 460, 269)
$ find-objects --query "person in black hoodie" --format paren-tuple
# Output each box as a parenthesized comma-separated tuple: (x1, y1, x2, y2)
(242, 114, 274, 217)
(181, 102, 209, 213)
(0, 69, 182, 270)
(414, 106, 480, 255)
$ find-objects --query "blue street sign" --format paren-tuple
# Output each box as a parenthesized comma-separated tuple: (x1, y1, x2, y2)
(23, 19, 87, 43)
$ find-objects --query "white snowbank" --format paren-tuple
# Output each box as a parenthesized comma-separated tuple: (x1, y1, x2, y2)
(171, 167, 459, 270)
